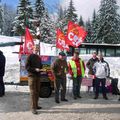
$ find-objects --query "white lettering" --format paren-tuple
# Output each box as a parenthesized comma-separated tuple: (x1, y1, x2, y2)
(27, 42, 33, 50)
(68, 32, 74, 41)
(68, 32, 83, 47)
(58, 38, 66, 48)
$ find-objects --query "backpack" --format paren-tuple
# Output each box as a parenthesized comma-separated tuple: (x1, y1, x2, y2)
(111, 78, 120, 95)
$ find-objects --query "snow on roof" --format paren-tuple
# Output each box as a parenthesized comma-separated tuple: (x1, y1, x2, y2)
(81, 42, 120, 47)
(0, 35, 21, 43)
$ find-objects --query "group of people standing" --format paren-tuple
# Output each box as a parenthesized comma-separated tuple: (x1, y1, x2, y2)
(25, 46, 111, 114)
(52, 50, 110, 104)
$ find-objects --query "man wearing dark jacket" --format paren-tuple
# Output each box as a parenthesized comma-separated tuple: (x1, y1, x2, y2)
(0, 50, 6, 97)
(25, 45, 42, 114)
(51, 51, 68, 103)
(86, 51, 98, 92)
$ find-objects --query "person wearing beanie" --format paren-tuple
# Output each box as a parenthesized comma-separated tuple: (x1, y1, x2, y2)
(51, 51, 68, 103)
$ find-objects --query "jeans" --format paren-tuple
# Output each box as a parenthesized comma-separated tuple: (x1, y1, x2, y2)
(54, 78, 66, 101)
(0, 76, 5, 96)
(95, 78, 107, 97)
(73, 76, 82, 97)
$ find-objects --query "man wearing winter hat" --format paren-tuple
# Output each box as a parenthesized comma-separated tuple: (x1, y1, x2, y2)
(51, 51, 68, 103)
(86, 51, 98, 93)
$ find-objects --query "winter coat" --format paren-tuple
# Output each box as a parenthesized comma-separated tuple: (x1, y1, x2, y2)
(0, 51, 6, 77)
(51, 58, 68, 79)
(86, 57, 98, 75)
(25, 54, 42, 76)
(93, 59, 110, 79)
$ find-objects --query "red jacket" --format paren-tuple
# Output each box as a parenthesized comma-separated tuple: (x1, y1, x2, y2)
(68, 57, 85, 76)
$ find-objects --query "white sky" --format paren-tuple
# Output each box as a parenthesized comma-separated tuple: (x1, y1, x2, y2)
(62, 0, 120, 21)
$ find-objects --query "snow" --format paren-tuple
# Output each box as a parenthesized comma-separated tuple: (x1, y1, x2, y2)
(0, 35, 21, 43)
(0, 35, 20, 83)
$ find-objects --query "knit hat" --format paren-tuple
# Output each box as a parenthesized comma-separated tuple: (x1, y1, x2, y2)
(59, 51, 66, 56)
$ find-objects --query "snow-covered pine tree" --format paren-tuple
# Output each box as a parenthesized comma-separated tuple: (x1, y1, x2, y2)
(34, 0, 56, 44)
(58, 6, 64, 20)
(13, 0, 34, 36)
(3, 4, 16, 36)
(85, 19, 92, 43)
(56, 5, 64, 30)
(91, 9, 98, 43)
(0, 2, 3, 34)
(96, 0, 120, 43)
(78, 16, 84, 27)
(40, 10, 56, 43)
(62, 0, 78, 33)
(34, 0, 45, 22)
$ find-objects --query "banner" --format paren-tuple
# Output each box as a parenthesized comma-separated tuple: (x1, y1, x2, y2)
(24, 27, 34, 54)
(66, 21, 87, 47)
(20, 55, 56, 82)
(56, 29, 69, 51)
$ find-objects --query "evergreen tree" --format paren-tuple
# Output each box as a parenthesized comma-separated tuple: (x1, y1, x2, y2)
(56, 6, 65, 30)
(3, 4, 16, 36)
(13, 0, 34, 36)
(40, 10, 56, 43)
(62, 0, 78, 33)
(91, 9, 98, 43)
(78, 16, 84, 27)
(58, 6, 64, 20)
(96, 0, 120, 43)
(0, 3, 3, 34)
(34, 0, 56, 43)
(85, 19, 92, 43)
(34, 0, 45, 22)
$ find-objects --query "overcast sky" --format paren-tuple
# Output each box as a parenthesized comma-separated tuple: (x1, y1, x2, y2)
(61, 0, 120, 21)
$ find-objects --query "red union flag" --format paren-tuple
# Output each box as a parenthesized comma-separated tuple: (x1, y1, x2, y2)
(66, 21, 87, 47)
(56, 29, 69, 51)
(24, 27, 34, 54)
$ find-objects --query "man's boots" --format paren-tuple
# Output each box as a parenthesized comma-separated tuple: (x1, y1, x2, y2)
(103, 94, 108, 100)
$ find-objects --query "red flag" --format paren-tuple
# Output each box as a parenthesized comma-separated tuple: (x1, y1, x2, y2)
(56, 29, 69, 51)
(66, 21, 87, 47)
(24, 27, 34, 54)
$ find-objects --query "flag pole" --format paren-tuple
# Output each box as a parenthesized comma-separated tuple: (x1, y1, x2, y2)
(36, 23, 41, 55)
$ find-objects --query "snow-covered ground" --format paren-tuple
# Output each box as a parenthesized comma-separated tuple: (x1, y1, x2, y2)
(0, 35, 20, 83)
(0, 86, 120, 120)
